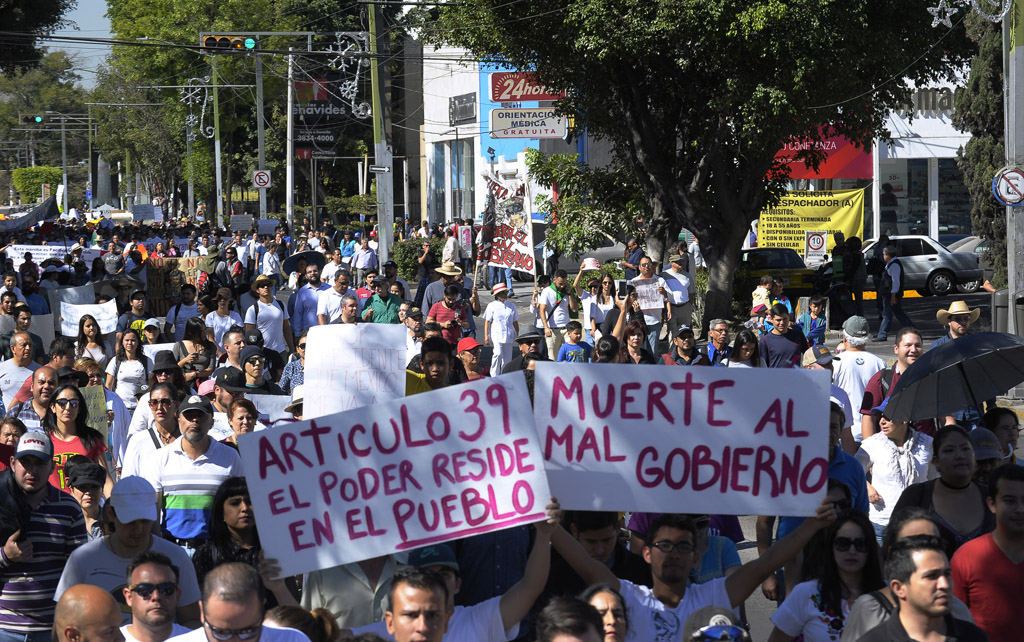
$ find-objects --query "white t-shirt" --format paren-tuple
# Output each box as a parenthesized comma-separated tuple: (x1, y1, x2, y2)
(0, 359, 38, 409)
(56, 536, 201, 624)
(244, 300, 289, 352)
(770, 580, 851, 642)
(483, 300, 518, 344)
(122, 623, 189, 642)
(205, 311, 243, 351)
(619, 577, 731, 642)
(165, 302, 200, 342)
(538, 287, 571, 328)
(855, 431, 935, 526)
(76, 341, 114, 368)
(317, 288, 354, 324)
(832, 350, 887, 440)
(105, 356, 153, 410)
(352, 595, 520, 642)
(169, 625, 310, 642)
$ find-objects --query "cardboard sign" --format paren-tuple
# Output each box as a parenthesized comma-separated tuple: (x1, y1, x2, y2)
(81, 385, 109, 437)
(145, 256, 202, 316)
(486, 180, 535, 275)
(7, 244, 101, 271)
(303, 325, 407, 420)
(61, 299, 118, 337)
(632, 278, 663, 311)
(240, 373, 549, 577)
(534, 364, 831, 515)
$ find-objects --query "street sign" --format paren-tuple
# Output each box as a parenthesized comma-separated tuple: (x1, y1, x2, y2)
(489, 72, 565, 102)
(253, 170, 271, 189)
(369, 165, 391, 174)
(805, 230, 827, 264)
(993, 166, 1024, 207)
(489, 108, 567, 139)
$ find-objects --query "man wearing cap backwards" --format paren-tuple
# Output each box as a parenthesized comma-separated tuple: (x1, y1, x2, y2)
(292, 263, 330, 340)
(52, 584, 124, 642)
(831, 316, 886, 453)
(116, 291, 149, 347)
(140, 395, 242, 554)
(347, 500, 560, 642)
(245, 275, 294, 357)
(0, 431, 86, 642)
(55, 476, 201, 628)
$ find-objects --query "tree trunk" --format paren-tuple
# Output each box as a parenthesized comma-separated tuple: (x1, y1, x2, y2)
(700, 211, 749, 337)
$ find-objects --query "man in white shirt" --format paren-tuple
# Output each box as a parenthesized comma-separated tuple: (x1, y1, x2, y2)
(317, 272, 357, 325)
(244, 275, 294, 356)
(120, 551, 191, 642)
(537, 270, 578, 359)
(321, 250, 345, 285)
(292, 264, 330, 339)
(0, 332, 39, 408)
(832, 315, 886, 450)
(163, 285, 199, 343)
(629, 257, 681, 357)
(660, 253, 693, 340)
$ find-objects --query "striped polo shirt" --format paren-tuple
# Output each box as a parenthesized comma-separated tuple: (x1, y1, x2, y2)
(0, 484, 86, 632)
(142, 437, 242, 540)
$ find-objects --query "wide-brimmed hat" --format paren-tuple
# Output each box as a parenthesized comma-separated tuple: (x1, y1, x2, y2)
(285, 385, 304, 415)
(936, 300, 980, 325)
(516, 326, 541, 343)
(492, 283, 508, 296)
(435, 261, 463, 276)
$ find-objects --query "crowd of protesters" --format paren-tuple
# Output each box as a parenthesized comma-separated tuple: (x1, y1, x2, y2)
(0, 214, 1020, 642)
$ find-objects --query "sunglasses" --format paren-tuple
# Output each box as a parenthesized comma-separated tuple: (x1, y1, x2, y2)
(149, 398, 174, 408)
(246, 357, 266, 365)
(55, 398, 80, 409)
(297, 343, 307, 349)
(204, 623, 262, 641)
(833, 536, 868, 552)
(129, 582, 177, 599)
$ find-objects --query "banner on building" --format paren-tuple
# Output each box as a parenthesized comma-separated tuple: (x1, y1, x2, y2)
(774, 134, 873, 180)
(758, 189, 864, 259)
(485, 177, 535, 275)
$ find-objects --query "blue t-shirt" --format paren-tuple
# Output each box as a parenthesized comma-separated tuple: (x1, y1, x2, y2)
(796, 313, 827, 347)
(558, 341, 592, 363)
(691, 535, 742, 585)
(776, 446, 869, 541)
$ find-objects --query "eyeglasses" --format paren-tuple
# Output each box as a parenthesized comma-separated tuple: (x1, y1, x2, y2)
(54, 398, 80, 409)
(833, 536, 868, 552)
(154, 369, 174, 377)
(256, 283, 271, 289)
(129, 582, 177, 599)
(149, 398, 174, 408)
(649, 540, 695, 555)
(297, 343, 306, 349)
(204, 622, 262, 641)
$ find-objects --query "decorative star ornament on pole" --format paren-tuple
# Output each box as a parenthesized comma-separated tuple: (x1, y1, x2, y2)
(928, 0, 958, 27)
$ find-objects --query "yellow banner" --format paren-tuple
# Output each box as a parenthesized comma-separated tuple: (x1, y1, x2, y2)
(758, 188, 864, 257)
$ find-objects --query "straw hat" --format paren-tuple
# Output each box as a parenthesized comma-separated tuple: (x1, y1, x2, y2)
(435, 261, 463, 276)
(936, 300, 980, 325)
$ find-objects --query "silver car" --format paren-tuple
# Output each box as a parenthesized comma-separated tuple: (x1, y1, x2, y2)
(862, 235, 983, 296)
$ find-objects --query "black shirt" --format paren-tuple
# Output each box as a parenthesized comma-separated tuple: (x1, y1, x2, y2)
(856, 611, 989, 642)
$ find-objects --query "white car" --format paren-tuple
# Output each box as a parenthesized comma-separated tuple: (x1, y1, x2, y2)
(861, 235, 983, 296)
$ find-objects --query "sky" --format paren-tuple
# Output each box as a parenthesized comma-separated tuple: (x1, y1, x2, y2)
(52, 0, 112, 89)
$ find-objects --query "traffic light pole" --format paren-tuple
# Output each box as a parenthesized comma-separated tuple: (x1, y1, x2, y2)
(255, 53, 267, 221)
(60, 116, 68, 214)
(286, 49, 295, 232)
(212, 61, 225, 228)
(369, 3, 394, 263)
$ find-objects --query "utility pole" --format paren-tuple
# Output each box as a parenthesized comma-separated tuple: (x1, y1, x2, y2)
(286, 49, 295, 232)
(368, 3, 394, 263)
(212, 61, 225, 228)
(60, 116, 68, 214)
(255, 49, 268, 220)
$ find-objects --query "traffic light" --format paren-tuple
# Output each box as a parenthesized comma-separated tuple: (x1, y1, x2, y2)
(201, 35, 257, 51)
(21, 115, 44, 124)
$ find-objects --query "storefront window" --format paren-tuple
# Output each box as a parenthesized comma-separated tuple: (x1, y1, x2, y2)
(430, 143, 445, 224)
(451, 139, 474, 220)
(937, 159, 972, 237)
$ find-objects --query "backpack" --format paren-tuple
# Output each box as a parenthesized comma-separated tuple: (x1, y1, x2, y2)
(879, 364, 897, 397)
(252, 299, 284, 325)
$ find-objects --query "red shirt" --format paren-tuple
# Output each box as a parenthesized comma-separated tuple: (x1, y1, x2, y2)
(859, 365, 936, 436)
(952, 533, 1024, 642)
(428, 301, 466, 345)
(50, 434, 106, 492)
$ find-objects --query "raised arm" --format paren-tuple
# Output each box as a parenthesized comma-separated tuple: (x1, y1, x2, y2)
(498, 500, 559, 630)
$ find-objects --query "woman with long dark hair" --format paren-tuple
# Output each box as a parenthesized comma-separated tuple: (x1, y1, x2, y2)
(173, 316, 217, 385)
(75, 314, 113, 367)
(42, 383, 111, 493)
(105, 328, 152, 411)
(768, 510, 884, 642)
(192, 476, 298, 608)
(724, 328, 762, 367)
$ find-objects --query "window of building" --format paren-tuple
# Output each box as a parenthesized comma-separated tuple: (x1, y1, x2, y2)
(937, 159, 972, 236)
(430, 143, 445, 224)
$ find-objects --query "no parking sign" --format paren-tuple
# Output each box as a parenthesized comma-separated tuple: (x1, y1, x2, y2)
(253, 170, 271, 189)
(805, 230, 827, 264)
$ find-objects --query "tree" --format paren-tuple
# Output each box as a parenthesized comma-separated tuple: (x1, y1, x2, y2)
(12, 166, 62, 202)
(0, 0, 76, 72)
(953, 13, 1006, 287)
(424, 0, 970, 323)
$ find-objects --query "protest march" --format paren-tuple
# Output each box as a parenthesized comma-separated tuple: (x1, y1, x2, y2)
(0, 215, 1019, 642)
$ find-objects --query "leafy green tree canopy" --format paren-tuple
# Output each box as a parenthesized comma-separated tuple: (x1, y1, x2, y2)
(12, 166, 63, 201)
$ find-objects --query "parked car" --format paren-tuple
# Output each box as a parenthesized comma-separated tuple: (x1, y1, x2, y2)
(740, 248, 816, 293)
(861, 235, 983, 296)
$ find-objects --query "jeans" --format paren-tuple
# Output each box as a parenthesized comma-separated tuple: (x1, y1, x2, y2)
(645, 322, 663, 357)
(413, 277, 431, 308)
(488, 266, 514, 292)
(877, 293, 913, 339)
(0, 629, 53, 642)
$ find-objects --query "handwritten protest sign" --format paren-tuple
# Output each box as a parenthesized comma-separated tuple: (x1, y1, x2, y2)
(81, 385, 109, 437)
(240, 373, 549, 577)
(534, 364, 831, 516)
(485, 178, 535, 275)
(61, 299, 118, 336)
(7, 244, 100, 271)
(48, 284, 95, 332)
(632, 278, 663, 310)
(303, 324, 407, 419)
(146, 256, 202, 316)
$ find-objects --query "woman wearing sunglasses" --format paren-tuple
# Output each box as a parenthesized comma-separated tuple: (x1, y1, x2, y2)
(768, 510, 883, 642)
(42, 383, 112, 494)
(279, 330, 308, 395)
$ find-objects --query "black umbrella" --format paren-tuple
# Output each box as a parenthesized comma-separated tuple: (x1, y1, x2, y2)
(281, 250, 326, 277)
(885, 332, 1024, 422)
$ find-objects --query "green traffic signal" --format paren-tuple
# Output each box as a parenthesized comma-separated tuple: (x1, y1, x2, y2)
(33, 116, 42, 123)
(244, 38, 256, 50)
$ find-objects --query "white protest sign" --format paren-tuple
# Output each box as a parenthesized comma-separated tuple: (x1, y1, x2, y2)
(33, 314, 54, 349)
(48, 284, 95, 332)
(632, 277, 663, 311)
(535, 363, 831, 515)
(486, 181, 536, 275)
(258, 219, 278, 236)
(303, 324, 407, 419)
(61, 299, 118, 336)
(154, 206, 164, 223)
(239, 373, 549, 577)
(7, 244, 101, 271)
(247, 393, 294, 425)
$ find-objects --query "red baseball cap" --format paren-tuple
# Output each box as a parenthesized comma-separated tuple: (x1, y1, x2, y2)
(457, 337, 482, 353)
